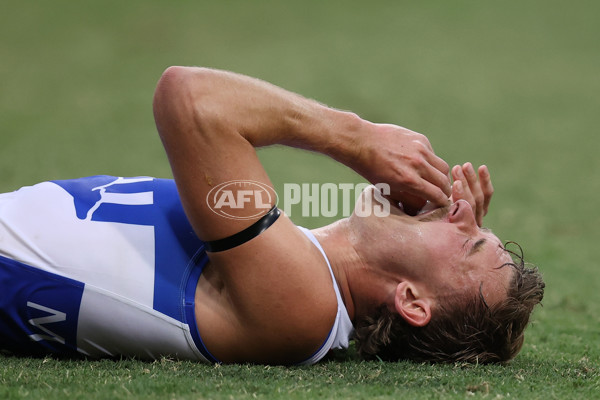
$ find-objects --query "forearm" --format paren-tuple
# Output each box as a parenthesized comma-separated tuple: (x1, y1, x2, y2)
(154, 66, 367, 168)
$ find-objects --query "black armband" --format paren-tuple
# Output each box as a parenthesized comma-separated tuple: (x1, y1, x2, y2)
(204, 205, 281, 252)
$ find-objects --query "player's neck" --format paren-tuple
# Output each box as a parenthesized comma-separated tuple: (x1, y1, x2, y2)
(311, 219, 358, 320)
(312, 218, 399, 323)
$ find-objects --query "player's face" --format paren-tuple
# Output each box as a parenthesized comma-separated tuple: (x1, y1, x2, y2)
(353, 186, 514, 305)
(411, 200, 514, 304)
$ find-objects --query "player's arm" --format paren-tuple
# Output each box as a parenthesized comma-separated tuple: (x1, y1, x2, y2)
(152, 66, 450, 362)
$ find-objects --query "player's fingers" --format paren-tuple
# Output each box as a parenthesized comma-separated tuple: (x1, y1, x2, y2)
(451, 178, 464, 203)
(451, 164, 463, 188)
(463, 162, 484, 226)
(421, 150, 451, 196)
(399, 175, 450, 209)
(452, 165, 475, 206)
(478, 165, 494, 216)
(426, 151, 451, 177)
(424, 165, 452, 200)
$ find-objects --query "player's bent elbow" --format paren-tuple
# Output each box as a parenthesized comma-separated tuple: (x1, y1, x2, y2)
(153, 66, 215, 139)
(156, 66, 214, 100)
(154, 66, 198, 113)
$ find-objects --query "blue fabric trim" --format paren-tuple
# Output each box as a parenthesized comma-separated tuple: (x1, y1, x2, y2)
(183, 247, 220, 364)
(296, 319, 334, 365)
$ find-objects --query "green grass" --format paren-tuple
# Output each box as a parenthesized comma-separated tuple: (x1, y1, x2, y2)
(1, 0, 600, 398)
(1, 354, 598, 399)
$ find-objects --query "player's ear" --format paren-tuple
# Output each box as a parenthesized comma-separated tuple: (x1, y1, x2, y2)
(394, 281, 432, 327)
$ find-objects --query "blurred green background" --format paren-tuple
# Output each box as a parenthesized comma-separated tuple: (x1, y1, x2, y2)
(1, 0, 599, 396)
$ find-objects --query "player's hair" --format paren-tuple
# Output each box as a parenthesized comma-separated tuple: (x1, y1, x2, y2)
(353, 242, 545, 363)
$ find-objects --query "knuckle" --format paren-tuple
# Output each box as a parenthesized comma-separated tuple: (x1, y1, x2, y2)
(415, 132, 429, 143)
(411, 158, 426, 169)
(401, 174, 419, 187)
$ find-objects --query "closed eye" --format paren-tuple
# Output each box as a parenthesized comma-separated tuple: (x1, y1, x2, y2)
(467, 238, 487, 258)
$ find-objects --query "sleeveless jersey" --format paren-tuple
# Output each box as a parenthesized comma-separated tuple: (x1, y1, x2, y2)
(0, 176, 353, 364)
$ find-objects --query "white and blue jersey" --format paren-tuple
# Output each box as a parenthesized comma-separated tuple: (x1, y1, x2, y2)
(0, 176, 353, 364)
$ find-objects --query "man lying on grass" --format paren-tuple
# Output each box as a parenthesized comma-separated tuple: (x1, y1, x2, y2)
(0, 67, 544, 365)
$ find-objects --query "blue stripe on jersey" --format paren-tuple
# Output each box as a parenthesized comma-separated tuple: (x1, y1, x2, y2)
(0, 254, 84, 355)
(52, 176, 204, 322)
(184, 248, 219, 363)
(151, 179, 205, 321)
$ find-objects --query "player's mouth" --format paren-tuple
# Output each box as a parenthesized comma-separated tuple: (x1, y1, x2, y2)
(366, 186, 453, 221)
(387, 197, 450, 222)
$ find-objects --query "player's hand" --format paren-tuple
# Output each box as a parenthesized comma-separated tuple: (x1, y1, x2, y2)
(353, 124, 451, 213)
(450, 163, 493, 226)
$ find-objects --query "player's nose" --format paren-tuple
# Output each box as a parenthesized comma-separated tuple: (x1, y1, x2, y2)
(448, 200, 478, 235)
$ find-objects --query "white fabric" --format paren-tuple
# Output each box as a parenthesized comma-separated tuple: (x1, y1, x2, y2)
(76, 284, 205, 360)
(296, 226, 354, 365)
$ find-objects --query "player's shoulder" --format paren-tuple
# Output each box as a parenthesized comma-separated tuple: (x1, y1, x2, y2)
(195, 214, 339, 364)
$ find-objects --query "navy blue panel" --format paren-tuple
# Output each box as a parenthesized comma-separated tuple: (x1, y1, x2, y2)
(150, 179, 204, 320)
(0, 255, 84, 355)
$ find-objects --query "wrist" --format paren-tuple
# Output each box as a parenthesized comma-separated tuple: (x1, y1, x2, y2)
(279, 100, 371, 170)
(318, 107, 371, 168)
